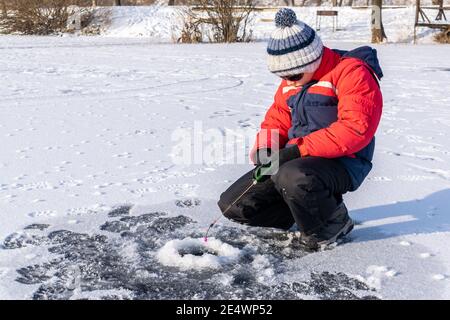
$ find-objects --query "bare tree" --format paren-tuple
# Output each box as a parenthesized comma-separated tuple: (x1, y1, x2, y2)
(188, 0, 256, 43)
(113, 0, 122, 5)
(371, 0, 387, 43)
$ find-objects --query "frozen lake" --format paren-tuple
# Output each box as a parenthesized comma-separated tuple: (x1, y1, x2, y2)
(0, 37, 449, 299)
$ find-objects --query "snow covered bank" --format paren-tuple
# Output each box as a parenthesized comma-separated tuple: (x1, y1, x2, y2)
(99, 5, 442, 43)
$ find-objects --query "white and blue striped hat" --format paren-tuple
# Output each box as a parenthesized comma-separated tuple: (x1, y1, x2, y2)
(267, 8, 324, 78)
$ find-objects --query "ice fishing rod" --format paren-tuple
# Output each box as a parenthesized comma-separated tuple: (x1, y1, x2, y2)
(203, 165, 271, 242)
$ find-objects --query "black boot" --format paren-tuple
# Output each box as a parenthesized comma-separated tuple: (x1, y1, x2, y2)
(299, 203, 354, 251)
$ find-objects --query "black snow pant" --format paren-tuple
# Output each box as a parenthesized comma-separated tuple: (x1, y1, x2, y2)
(218, 157, 353, 233)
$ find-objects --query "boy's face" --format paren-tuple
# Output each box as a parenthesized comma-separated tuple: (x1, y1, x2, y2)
(285, 72, 314, 87)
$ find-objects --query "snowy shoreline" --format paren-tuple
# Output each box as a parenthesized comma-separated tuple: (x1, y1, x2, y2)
(1, 5, 446, 44)
(102, 6, 444, 44)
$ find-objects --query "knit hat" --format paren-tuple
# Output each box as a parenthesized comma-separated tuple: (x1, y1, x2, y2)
(267, 8, 324, 78)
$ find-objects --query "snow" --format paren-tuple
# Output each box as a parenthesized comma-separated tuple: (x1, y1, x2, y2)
(98, 5, 443, 44)
(361, 265, 399, 290)
(0, 36, 449, 299)
(156, 237, 241, 270)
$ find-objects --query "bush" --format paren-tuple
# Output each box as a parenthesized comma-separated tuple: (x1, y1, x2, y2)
(181, 0, 256, 43)
(1, 0, 78, 35)
(0, 0, 111, 35)
(434, 27, 450, 44)
(174, 8, 203, 43)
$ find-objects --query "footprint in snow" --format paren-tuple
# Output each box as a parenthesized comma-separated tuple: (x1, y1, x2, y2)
(174, 198, 201, 208)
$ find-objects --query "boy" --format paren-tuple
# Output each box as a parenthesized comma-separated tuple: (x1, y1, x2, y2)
(218, 8, 383, 250)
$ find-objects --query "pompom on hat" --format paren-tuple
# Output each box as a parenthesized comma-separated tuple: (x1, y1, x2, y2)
(267, 8, 324, 78)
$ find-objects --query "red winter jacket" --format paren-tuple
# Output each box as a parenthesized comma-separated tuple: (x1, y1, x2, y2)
(251, 47, 383, 164)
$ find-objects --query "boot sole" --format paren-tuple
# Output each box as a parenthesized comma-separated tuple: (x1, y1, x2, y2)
(317, 218, 354, 250)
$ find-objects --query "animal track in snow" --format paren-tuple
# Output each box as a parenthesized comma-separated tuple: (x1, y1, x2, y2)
(93, 183, 113, 189)
(19, 181, 55, 191)
(175, 198, 201, 208)
(162, 184, 199, 197)
(136, 171, 197, 185)
(28, 210, 57, 218)
(44, 146, 61, 151)
(129, 187, 157, 197)
(59, 179, 83, 188)
(130, 129, 155, 136)
(112, 152, 132, 159)
(237, 118, 253, 128)
(367, 176, 392, 182)
(66, 207, 97, 216)
(360, 265, 399, 290)
(209, 109, 238, 119)
(15, 147, 33, 154)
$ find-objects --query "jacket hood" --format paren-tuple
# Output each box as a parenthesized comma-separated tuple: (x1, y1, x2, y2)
(312, 46, 383, 81)
(341, 46, 384, 80)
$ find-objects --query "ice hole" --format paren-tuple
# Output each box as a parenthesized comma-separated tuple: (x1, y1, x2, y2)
(156, 237, 241, 270)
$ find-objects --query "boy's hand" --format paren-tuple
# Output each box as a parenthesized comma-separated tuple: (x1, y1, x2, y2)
(253, 146, 300, 182)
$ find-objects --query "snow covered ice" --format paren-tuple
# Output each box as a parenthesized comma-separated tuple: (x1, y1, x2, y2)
(2, 207, 378, 300)
(0, 36, 449, 299)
